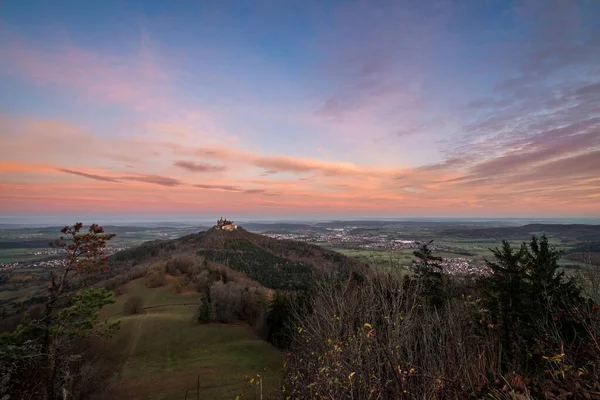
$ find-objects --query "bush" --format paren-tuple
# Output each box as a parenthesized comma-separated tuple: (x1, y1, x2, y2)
(145, 264, 166, 288)
(208, 280, 268, 324)
(282, 274, 499, 399)
(194, 269, 212, 293)
(166, 257, 194, 276)
(123, 296, 144, 315)
(174, 278, 184, 294)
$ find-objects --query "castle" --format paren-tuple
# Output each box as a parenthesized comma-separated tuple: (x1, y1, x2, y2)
(215, 217, 238, 231)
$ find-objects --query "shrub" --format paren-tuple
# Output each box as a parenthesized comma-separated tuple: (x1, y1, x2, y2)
(166, 257, 194, 276)
(283, 274, 499, 399)
(194, 269, 212, 293)
(123, 296, 144, 315)
(174, 279, 183, 294)
(145, 264, 166, 288)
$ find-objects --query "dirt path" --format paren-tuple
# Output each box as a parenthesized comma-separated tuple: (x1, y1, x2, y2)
(120, 289, 162, 376)
(126, 312, 147, 359)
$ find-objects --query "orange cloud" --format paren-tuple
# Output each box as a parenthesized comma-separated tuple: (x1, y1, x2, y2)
(2, 114, 599, 216)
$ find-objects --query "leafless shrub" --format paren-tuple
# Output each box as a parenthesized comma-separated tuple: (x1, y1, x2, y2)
(283, 274, 500, 399)
(166, 257, 195, 276)
(575, 256, 600, 304)
(209, 280, 268, 324)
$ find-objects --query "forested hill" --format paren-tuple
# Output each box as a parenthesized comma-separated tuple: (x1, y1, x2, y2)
(110, 226, 370, 290)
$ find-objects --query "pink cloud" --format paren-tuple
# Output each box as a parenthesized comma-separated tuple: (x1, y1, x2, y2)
(1, 38, 170, 111)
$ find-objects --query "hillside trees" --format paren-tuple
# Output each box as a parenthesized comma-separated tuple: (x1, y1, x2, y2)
(0, 223, 118, 400)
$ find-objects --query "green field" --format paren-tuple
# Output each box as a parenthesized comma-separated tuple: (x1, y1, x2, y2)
(332, 248, 415, 271)
(0, 248, 51, 263)
(101, 278, 283, 400)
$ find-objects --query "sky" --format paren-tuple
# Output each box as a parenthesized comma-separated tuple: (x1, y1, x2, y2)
(0, 0, 599, 220)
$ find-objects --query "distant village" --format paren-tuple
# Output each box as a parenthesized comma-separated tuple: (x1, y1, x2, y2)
(0, 245, 130, 272)
(265, 227, 492, 277)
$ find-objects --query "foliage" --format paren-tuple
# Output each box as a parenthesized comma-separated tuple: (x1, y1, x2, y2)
(413, 240, 446, 309)
(0, 223, 118, 400)
(196, 293, 211, 324)
(483, 235, 588, 369)
(266, 291, 309, 349)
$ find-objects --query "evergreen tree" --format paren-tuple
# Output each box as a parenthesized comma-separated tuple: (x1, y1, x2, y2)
(413, 240, 446, 309)
(484, 240, 529, 365)
(197, 292, 211, 324)
(524, 235, 585, 342)
(483, 235, 586, 368)
(266, 292, 293, 348)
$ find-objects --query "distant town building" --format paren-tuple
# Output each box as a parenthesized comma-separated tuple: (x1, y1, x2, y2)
(216, 217, 238, 231)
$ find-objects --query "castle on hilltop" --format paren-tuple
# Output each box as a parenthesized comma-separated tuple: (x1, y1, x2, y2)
(215, 217, 238, 231)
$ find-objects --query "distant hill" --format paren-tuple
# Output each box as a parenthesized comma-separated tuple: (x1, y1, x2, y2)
(242, 222, 317, 233)
(110, 226, 369, 290)
(443, 224, 600, 242)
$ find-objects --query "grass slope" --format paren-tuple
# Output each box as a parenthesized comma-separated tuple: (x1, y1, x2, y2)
(101, 278, 282, 400)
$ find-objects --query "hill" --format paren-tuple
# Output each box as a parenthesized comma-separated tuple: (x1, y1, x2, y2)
(110, 226, 370, 290)
(442, 223, 600, 242)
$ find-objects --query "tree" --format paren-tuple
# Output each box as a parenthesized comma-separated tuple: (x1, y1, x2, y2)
(413, 240, 446, 309)
(197, 293, 211, 324)
(145, 264, 166, 288)
(483, 240, 529, 366)
(123, 296, 144, 315)
(0, 223, 118, 400)
(266, 291, 295, 348)
(43, 223, 117, 399)
(483, 235, 586, 368)
(525, 235, 582, 310)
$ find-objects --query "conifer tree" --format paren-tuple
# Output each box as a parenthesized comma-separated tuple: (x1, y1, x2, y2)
(413, 240, 446, 309)
(484, 235, 586, 368)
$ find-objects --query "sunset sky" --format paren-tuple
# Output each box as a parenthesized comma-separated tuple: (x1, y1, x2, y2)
(1, 0, 599, 219)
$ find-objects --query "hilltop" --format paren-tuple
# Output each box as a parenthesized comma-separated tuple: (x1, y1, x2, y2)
(110, 225, 370, 290)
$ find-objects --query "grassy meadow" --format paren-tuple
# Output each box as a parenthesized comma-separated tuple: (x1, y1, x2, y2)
(100, 277, 283, 400)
